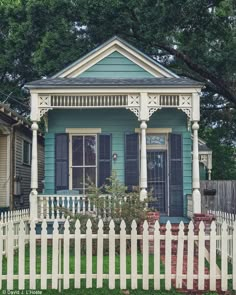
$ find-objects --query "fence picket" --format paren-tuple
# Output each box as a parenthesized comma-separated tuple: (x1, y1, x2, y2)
(30, 220, 36, 289)
(198, 221, 205, 290)
(165, 221, 172, 290)
(120, 220, 126, 290)
(7, 221, 14, 290)
(41, 219, 48, 289)
(74, 220, 81, 288)
(210, 221, 216, 290)
(97, 219, 104, 288)
(187, 221, 194, 289)
(233, 221, 236, 290)
(176, 221, 184, 289)
(0, 223, 3, 289)
(86, 219, 92, 288)
(52, 220, 59, 289)
(221, 222, 228, 291)
(63, 219, 70, 289)
(18, 220, 25, 289)
(142, 220, 149, 290)
(154, 221, 160, 290)
(131, 220, 137, 289)
(0, 214, 235, 292)
(109, 220, 115, 289)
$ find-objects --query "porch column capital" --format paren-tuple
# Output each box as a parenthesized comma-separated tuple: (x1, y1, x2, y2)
(30, 120, 39, 219)
(192, 120, 201, 213)
(140, 120, 148, 201)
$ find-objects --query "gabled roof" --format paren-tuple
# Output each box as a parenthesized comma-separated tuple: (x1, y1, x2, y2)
(52, 36, 179, 79)
(26, 77, 202, 89)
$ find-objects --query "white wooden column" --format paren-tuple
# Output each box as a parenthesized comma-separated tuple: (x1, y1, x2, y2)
(192, 92, 201, 213)
(192, 121, 201, 214)
(140, 120, 148, 201)
(30, 121, 39, 219)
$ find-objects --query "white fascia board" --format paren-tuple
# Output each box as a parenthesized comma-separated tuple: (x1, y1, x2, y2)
(56, 39, 178, 79)
(30, 87, 202, 95)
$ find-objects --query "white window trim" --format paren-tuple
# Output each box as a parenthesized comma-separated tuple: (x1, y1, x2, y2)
(69, 133, 98, 194)
(66, 128, 101, 134)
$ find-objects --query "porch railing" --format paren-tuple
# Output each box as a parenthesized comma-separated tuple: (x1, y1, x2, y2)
(37, 194, 129, 221)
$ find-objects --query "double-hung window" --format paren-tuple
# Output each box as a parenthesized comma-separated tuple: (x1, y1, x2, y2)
(71, 135, 97, 194)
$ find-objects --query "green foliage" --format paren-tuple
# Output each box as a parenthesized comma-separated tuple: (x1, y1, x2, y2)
(0, 0, 235, 178)
(63, 172, 152, 235)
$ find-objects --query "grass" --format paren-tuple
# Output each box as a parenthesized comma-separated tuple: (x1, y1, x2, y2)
(0, 245, 181, 294)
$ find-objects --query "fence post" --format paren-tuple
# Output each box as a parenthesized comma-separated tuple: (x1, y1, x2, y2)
(7, 221, 14, 290)
(120, 220, 126, 290)
(18, 220, 25, 289)
(0, 223, 3, 289)
(176, 221, 184, 289)
(221, 222, 228, 291)
(30, 220, 36, 289)
(52, 220, 59, 289)
(187, 221, 194, 290)
(109, 220, 115, 289)
(198, 221, 205, 290)
(131, 220, 137, 289)
(165, 221, 172, 290)
(86, 219, 92, 288)
(74, 220, 81, 288)
(233, 221, 236, 290)
(63, 219, 70, 289)
(154, 220, 160, 290)
(41, 219, 47, 289)
(210, 221, 216, 291)
(142, 220, 149, 290)
(97, 219, 104, 288)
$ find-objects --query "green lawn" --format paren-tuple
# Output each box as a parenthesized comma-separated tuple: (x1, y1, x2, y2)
(0, 246, 174, 293)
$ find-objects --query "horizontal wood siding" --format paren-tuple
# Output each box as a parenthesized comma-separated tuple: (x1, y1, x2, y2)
(0, 136, 8, 207)
(78, 51, 154, 78)
(44, 133, 55, 194)
(45, 109, 191, 215)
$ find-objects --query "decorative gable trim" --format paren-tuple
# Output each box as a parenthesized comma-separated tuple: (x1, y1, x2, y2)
(52, 36, 179, 79)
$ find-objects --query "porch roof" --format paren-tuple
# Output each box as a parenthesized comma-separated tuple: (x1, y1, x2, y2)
(25, 77, 203, 89)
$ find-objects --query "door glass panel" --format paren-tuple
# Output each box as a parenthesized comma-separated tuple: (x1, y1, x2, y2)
(72, 136, 83, 166)
(85, 136, 96, 165)
(147, 151, 166, 213)
(72, 167, 83, 192)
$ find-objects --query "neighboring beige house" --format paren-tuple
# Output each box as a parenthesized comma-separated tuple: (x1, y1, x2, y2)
(0, 102, 44, 210)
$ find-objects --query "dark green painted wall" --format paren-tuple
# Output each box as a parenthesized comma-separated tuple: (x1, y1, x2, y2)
(44, 108, 192, 215)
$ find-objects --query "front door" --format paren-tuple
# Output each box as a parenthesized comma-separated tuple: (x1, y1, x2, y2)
(147, 151, 167, 213)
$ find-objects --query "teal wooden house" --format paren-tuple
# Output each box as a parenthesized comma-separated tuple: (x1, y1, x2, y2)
(26, 37, 204, 219)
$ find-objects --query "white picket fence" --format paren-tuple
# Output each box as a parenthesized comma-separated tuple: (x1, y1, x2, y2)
(208, 210, 236, 261)
(0, 218, 236, 292)
(0, 209, 30, 255)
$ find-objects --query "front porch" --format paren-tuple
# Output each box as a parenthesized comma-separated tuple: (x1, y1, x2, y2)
(29, 89, 202, 220)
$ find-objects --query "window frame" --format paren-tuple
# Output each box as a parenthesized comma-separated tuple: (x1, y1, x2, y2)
(22, 139, 31, 166)
(69, 133, 97, 194)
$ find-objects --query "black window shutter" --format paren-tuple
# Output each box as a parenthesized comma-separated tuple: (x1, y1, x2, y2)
(55, 134, 69, 191)
(98, 134, 112, 187)
(125, 133, 139, 190)
(169, 133, 183, 216)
